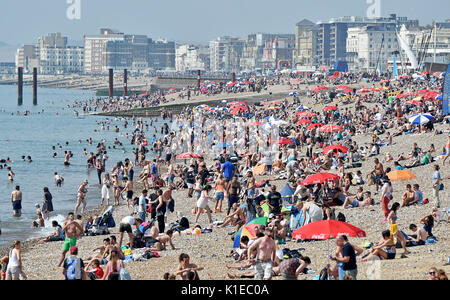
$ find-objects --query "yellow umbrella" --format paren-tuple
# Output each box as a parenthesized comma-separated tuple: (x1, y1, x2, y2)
(387, 170, 417, 181)
(412, 96, 423, 101)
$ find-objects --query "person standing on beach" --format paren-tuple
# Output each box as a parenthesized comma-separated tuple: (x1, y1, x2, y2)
(58, 212, 84, 267)
(42, 187, 54, 220)
(11, 186, 22, 217)
(195, 185, 214, 226)
(246, 171, 257, 220)
(75, 179, 88, 215)
(432, 165, 441, 209)
(101, 172, 111, 206)
(5, 241, 23, 280)
(226, 176, 241, 215)
(331, 235, 358, 280)
(370, 158, 384, 194)
(247, 227, 277, 280)
(380, 176, 393, 220)
(95, 159, 104, 185)
(123, 177, 134, 210)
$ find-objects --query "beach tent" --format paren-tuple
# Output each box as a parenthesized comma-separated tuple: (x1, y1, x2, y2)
(280, 184, 295, 204)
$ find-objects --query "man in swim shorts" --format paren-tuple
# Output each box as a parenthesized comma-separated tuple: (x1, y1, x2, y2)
(58, 212, 83, 267)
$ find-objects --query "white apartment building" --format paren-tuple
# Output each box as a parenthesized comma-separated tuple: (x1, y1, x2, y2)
(16, 33, 84, 74)
(15, 45, 40, 73)
(39, 46, 84, 74)
(209, 36, 244, 73)
(175, 44, 207, 72)
(83, 29, 126, 74)
(346, 26, 398, 72)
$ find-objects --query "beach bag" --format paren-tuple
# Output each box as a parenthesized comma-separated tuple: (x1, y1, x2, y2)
(425, 237, 437, 244)
(319, 267, 329, 280)
(439, 183, 444, 191)
(65, 256, 82, 280)
(119, 268, 131, 280)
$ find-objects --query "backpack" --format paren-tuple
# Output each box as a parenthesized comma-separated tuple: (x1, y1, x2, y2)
(319, 267, 329, 280)
(65, 256, 82, 280)
(337, 212, 346, 222)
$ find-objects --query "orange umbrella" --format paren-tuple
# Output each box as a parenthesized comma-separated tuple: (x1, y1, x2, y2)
(387, 170, 416, 181)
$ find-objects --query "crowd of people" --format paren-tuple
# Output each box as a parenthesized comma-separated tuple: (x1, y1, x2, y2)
(1, 70, 449, 280)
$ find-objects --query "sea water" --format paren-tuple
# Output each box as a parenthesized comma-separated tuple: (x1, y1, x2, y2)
(0, 85, 161, 247)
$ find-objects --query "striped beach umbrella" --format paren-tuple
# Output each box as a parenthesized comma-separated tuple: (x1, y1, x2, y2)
(408, 114, 434, 125)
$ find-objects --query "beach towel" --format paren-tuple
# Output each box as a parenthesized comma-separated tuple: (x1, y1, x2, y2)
(253, 163, 267, 176)
(290, 212, 310, 230)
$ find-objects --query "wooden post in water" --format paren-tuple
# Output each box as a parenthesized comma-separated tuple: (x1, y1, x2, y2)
(33, 68, 37, 105)
(197, 70, 201, 90)
(109, 69, 114, 98)
(231, 72, 236, 83)
(123, 69, 128, 97)
(18, 67, 23, 106)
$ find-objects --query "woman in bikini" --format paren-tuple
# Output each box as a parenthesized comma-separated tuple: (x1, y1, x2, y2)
(112, 174, 120, 206)
(361, 230, 396, 262)
(387, 202, 410, 255)
(75, 179, 88, 215)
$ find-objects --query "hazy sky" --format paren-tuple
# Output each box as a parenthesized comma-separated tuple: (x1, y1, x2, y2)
(0, 0, 448, 60)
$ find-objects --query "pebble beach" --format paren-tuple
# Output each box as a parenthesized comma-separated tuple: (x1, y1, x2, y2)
(7, 81, 449, 281)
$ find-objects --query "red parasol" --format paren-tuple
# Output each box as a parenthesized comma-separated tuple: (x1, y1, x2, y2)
(319, 125, 344, 133)
(323, 145, 349, 155)
(292, 220, 366, 240)
(301, 173, 340, 186)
